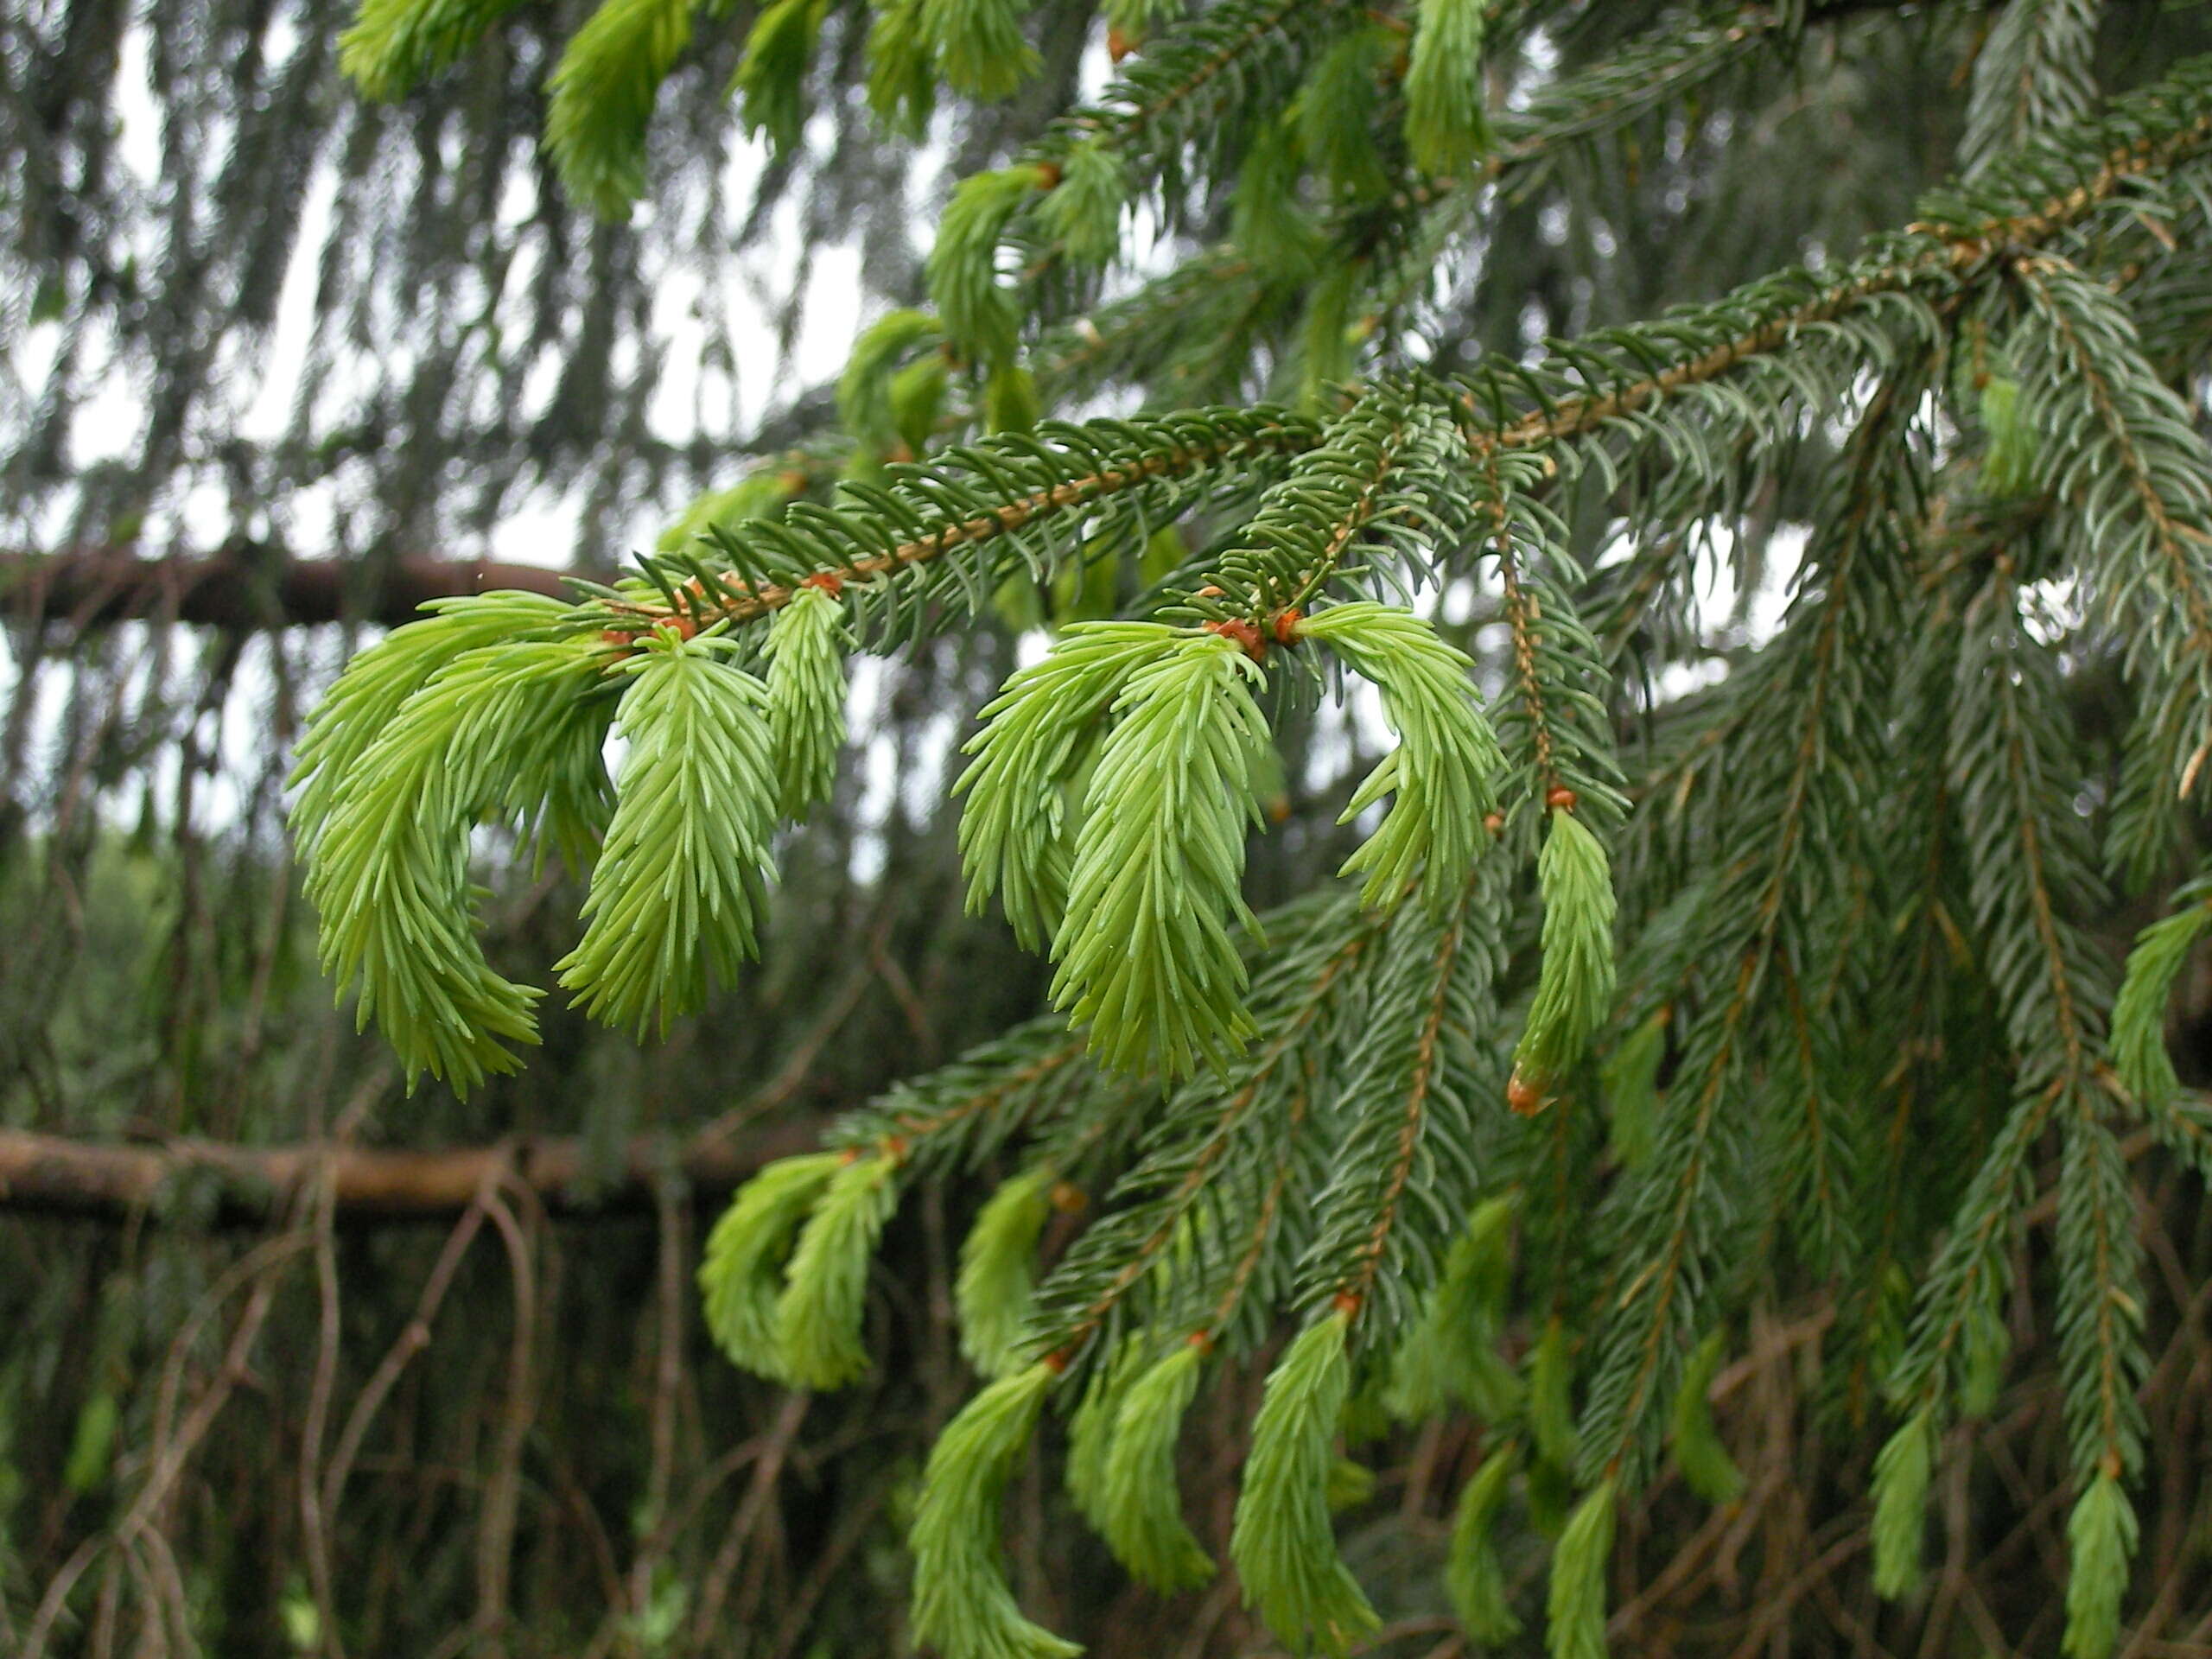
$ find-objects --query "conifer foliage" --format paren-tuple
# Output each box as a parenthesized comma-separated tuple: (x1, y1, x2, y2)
(309, 3, 2212, 1655)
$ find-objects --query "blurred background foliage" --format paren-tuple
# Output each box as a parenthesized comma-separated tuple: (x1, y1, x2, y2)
(4, 1, 2212, 1655)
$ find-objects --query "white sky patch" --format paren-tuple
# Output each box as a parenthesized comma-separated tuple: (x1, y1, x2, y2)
(43, 19, 894, 572)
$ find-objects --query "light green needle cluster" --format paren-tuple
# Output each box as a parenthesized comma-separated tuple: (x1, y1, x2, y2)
(2111, 880, 2212, 1105)
(731, 0, 828, 156)
(1403, 0, 1492, 177)
(928, 165, 1054, 368)
(1599, 1007, 1668, 1169)
(1546, 1479, 1618, 1659)
(1869, 1410, 1934, 1598)
(296, 588, 868, 1082)
(1296, 601, 1503, 912)
(1511, 807, 1618, 1100)
(1294, 25, 1395, 202)
(775, 1152, 901, 1387)
(1446, 1447, 1522, 1646)
(764, 583, 852, 819)
(1051, 631, 1269, 1078)
(294, 605, 619, 1093)
(1978, 373, 2039, 498)
(1526, 1317, 1577, 1473)
(1065, 1335, 1148, 1529)
(1669, 1330, 1744, 1504)
(1385, 1198, 1521, 1424)
(956, 1169, 1056, 1378)
(837, 308, 943, 455)
(556, 630, 779, 1036)
(957, 623, 1185, 951)
(1099, 1344, 1215, 1590)
(545, 0, 700, 218)
(2064, 1472, 2139, 1659)
(698, 1152, 847, 1378)
(918, 0, 1039, 100)
(862, 0, 938, 137)
(290, 593, 595, 860)
(1037, 141, 1128, 270)
(910, 1363, 1083, 1659)
(1229, 1310, 1379, 1656)
(338, 0, 528, 99)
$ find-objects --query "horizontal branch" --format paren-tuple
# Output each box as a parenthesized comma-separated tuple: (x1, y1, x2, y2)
(1465, 62, 2212, 459)
(0, 1118, 830, 1227)
(662, 415, 1317, 632)
(3, 547, 594, 632)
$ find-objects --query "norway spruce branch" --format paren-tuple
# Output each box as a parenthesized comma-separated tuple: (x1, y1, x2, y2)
(297, 624, 621, 1090)
(699, 1151, 845, 1381)
(1873, 1086, 2061, 1592)
(284, 35, 2212, 1656)
(1822, 543, 1996, 1419)
(761, 582, 851, 819)
(1293, 601, 1504, 913)
(2057, 1100, 2149, 1489)
(1043, 0, 1357, 207)
(1136, 975, 1330, 1358)
(1025, 898, 1382, 1369)
(828, 1015, 1093, 1174)
(1943, 570, 2148, 1653)
(1476, 475, 1626, 1111)
(1229, 1309, 1381, 1656)
(554, 629, 780, 1037)
(1946, 568, 2115, 1103)
(1297, 855, 1508, 1342)
(1577, 370, 1924, 1491)
(1494, 3, 1789, 162)
(1873, 582, 2109, 1446)
(617, 410, 1319, 645)
(1474, 469, 1626, 826)
(1029, 4, 1796, 400)
(1433, 54, 2212, 480)
(1185, 386, 1434, 622)
(1179, 1068, 1316, 1353)
(1007, 0, 1819, 327)
(1959, 0, 2102, 181)
(1046, 630, 1272, 1077)
(909, 1361, 1082, 1659)
(1770, 961, 1860, 1280)
(2006, 251, 2212, 886)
